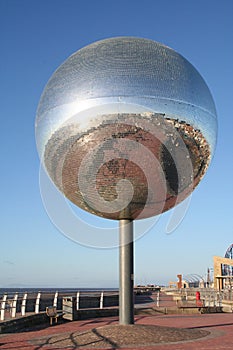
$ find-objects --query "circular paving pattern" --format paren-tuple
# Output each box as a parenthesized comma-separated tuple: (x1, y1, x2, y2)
(31, 324, 210, 348)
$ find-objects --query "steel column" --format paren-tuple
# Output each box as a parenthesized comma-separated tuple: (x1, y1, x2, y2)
(119, 219, 134, 324)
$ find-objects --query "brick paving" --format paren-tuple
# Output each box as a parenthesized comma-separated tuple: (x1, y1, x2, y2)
(0, 293, 232, 349)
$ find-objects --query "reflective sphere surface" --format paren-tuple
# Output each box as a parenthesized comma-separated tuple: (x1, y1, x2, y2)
(36, 37, 217, 220)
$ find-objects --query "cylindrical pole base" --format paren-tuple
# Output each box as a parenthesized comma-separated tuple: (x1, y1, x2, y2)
(119, 219, 134, 325)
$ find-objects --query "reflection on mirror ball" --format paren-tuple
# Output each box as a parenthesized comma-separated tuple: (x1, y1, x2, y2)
(36, 37, 217, 220)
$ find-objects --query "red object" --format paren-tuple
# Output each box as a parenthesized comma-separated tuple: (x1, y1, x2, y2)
(196, 291, 201, 301)
(196, 299, 203, 307)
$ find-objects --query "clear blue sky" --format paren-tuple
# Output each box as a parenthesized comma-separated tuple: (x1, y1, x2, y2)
(1, 0, 232, 288)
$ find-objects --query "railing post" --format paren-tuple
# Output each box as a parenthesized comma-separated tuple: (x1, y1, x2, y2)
(35, 292, 41, 314)
(0, 294, 7, 321)
(100, 292, 104, 309)
(11, 293, 18, 318)
(76, 292, 80, 310)
(156, 291, 160, 307)
(21, 293, 27, 316)
(219, 292, 222, 307)
(53, 291, 58, 307)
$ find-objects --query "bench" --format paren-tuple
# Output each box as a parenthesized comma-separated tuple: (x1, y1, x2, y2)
(46, 306, 63, 325)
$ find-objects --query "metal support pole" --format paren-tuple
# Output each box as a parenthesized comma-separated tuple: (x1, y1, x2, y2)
(119, 219, 134, 325)
(0, 294, 7, 321)
(76, 292, 80, 310)
(11, 293, 18, 318)
(100, 292, 104, 309)
(53, 291, 58, 307)
(35, 292, 41, 314)
(21, 293, 27, 316)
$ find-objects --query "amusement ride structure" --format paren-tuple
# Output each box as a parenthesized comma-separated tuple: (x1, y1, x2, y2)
(223, 244, 233, 276)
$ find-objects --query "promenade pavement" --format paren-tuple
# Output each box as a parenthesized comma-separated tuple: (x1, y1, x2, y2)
(0, 293, 232, 349)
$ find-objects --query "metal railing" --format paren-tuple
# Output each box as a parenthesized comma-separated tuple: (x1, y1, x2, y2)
(0, 290, 119, 321)
(163, 287, 233, 307)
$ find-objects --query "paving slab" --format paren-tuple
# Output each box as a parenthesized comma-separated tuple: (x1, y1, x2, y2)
(0, 312, 233, 349)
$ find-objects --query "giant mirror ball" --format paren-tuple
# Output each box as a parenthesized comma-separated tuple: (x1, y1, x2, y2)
(36, 37, 217, 220)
